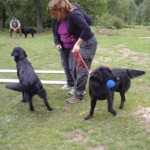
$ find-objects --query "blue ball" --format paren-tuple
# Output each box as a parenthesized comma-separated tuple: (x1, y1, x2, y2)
(107, 80, 116, 89)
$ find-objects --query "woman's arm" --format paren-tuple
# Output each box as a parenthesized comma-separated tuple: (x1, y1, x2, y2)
(69, 10, 92, 41)
(72, 38, 83, 52)
(52, 19, 62, 46)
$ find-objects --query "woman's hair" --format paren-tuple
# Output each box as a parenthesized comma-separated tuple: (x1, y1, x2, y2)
(47, 0, 72, 21)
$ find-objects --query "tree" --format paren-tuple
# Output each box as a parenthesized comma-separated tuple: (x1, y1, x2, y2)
(0, 0, 149, 30)
(70, 0, 108, 24)
(136, 3, 144, 24)
(34, 0, 44, 32)
(134, 0, 143, 6)
(107, 0, 138, 25)
(0, 0, 45, 31)
(0, 0, 27, 29)
(0, 0, 13, 29)
(142, 0, 150, 25)
(128, 0, 137, 24)
(0, 1, 6, 29)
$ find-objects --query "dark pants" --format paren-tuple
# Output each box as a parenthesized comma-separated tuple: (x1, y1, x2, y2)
(10, 27, 22, 37)
(73, 36, 98, 100)
(60, 48, 74, 87)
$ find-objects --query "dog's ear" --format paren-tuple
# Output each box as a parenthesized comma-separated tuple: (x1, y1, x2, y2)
(90, 70, 103, 81)
(12, 47, 27, 60)
(101, 67, 112, 75)
(102, 67, 120, 81)
(19, 48, 27, 59)
(101, 67, 115, 79)
(23, 50, 27, 58)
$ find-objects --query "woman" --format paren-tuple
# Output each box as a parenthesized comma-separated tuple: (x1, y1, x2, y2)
(47, 0, 97, 103)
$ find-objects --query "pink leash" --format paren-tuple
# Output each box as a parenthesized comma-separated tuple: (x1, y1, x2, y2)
(72, 51, 91, 75)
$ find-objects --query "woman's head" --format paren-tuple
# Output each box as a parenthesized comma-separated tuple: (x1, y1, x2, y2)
(47, 0, 71, 21)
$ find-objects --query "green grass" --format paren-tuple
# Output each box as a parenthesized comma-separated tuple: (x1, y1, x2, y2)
(0, 26, 150, 150)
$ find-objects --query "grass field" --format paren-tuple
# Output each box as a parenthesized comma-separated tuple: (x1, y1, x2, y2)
(0, 26, 150, 150)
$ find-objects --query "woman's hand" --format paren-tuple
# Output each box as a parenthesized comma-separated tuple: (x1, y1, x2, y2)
(56, 44, 62, 50)
(72, 38, 83, 53)
(72, 43, 80, 52)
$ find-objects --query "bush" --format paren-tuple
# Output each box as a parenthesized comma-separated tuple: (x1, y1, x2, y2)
(112, 17, 125, 29)
(97, 13, 125, 29)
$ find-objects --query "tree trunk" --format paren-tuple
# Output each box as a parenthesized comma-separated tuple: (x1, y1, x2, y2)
(34, 0, 44, 32)
(2, 8, 6, 30)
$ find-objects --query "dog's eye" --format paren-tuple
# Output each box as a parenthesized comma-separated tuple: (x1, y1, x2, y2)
(107, 68, 112, 73)
(101, 68, 112, 73)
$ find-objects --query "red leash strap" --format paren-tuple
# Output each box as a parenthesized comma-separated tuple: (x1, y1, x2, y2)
(72, 51, 91, 75)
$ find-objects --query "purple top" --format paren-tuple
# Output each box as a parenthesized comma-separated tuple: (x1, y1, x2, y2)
(58, 20, 75, 49)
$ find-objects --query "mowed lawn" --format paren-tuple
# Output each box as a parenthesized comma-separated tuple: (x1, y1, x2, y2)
(0, 26, 150, 150)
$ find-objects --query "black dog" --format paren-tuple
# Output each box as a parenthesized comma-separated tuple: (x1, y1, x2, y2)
(6, 47, 52, 111)
(21, 27, 37, 38)
(85, 66, 145, 120)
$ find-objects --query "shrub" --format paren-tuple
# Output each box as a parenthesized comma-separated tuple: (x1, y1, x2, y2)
(97, 13, 125, 29)
(112, 17, 125, 29)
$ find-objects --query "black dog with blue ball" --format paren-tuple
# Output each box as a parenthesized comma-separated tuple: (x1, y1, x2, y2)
(85, 66, 145, 120)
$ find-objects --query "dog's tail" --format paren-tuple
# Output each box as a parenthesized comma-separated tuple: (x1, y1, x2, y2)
(5, 83, 29, 92)
(126, 69, 145, 79)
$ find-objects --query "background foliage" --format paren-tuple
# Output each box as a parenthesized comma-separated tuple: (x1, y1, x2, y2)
(0, 0, 150, 31)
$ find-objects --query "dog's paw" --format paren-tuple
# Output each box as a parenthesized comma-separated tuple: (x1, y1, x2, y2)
(84, 115, 92, 120)
(113, 111, 117, 116)
(108, 109, 116, 116)
(47, 107, 53, 111)
(30, 108, 35, 111)
(21, 99, 27, 103)
(119, 105, 124, 109)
